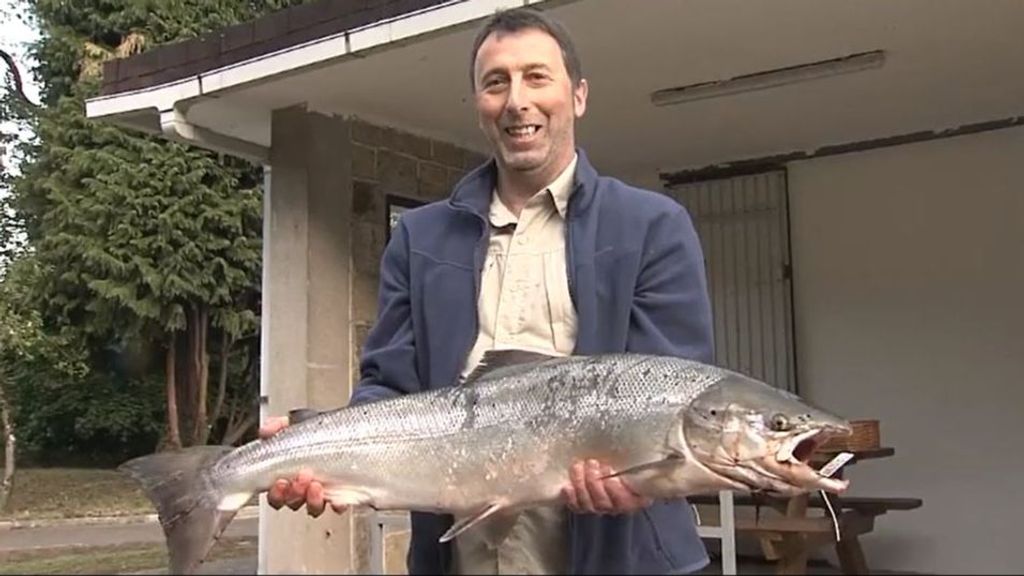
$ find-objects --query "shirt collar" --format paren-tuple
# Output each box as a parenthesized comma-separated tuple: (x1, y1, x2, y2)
(547, 153, 577, 218)
(489, 153, 578, 226)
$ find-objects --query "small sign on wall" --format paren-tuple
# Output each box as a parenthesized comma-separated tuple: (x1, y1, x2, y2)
(385, 194, 425, 244)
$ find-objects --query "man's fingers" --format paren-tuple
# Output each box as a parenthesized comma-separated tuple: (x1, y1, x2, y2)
(564, 460, 653, 516)
(268, 479, 289, 510)
(268, 474, 350, 517)
(259, 416, 290, 440)
(570, 460, 596, 513)
(306, 481, 326, 518)
(584, 459, 614, 513)
(601, 464, 651, 512)
(285, 469, 313, 511)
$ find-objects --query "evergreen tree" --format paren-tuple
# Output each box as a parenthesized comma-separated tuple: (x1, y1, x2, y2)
(3, 0, 308, 452)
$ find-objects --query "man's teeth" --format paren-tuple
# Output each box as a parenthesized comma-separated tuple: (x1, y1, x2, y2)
(506, 126, 539, 136)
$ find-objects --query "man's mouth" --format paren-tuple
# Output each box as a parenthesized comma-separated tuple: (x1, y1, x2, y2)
(504, 124, 542, 141)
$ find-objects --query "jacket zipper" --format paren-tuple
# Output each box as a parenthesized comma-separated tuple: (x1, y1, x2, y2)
(565, 183, 580, 312)
(450, 200, 490, 376)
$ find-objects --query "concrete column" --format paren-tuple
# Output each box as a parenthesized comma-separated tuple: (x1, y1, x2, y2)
(257, 110, 484, 575)
(259, 105, 355, 574)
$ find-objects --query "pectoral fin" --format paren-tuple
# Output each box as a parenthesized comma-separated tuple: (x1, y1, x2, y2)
(439, 503, 514, 544)
(599, 454, 685, 480)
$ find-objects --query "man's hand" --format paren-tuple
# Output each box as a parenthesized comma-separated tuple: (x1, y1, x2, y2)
(563, 459, 653, 515)
(260, 416, 348, 518)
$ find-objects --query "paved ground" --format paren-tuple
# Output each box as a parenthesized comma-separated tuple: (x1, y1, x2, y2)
(0, 516, 257, 554)
(134, 554, 900, 575)
(1, 513, 921, 575)
(130, 556, 258, 575)
(695, 557, 911, 575)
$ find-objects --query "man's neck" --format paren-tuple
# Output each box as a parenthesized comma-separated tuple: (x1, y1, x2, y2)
(496, 153, 575, 217)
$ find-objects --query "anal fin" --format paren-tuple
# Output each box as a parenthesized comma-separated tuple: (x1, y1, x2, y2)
(439, 503, 508, 543)
(322, 487, 373, 507)
(217, 492, 254, 512)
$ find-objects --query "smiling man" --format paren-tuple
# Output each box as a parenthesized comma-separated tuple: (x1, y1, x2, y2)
(472, 23, 587, 213)
(261, 7, 715, 575)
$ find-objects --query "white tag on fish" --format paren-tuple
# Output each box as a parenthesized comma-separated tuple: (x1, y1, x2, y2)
(818, 451, 854, 478)
(817, 451, 853, 543)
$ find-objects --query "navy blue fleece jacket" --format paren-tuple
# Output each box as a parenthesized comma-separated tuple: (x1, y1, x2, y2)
(351, 149, 715, 575)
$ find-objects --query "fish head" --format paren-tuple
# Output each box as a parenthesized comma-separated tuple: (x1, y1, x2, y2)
(681, 372, 853, 496)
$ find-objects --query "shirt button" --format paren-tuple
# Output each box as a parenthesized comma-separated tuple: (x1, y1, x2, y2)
(517, 236, 527, 245)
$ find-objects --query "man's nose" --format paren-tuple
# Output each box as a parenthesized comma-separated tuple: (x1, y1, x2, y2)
(504, 76, 529, 113)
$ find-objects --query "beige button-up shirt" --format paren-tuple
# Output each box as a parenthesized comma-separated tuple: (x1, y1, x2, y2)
(453, 155, 579, 575)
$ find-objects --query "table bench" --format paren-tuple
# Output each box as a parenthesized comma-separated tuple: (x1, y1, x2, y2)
(688, 493, 922, 574)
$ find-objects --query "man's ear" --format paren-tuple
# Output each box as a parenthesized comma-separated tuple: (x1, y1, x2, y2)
(574, 78, 589, 118)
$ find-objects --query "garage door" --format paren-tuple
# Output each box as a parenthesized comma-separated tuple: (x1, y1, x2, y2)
(666, 169, 797, 392)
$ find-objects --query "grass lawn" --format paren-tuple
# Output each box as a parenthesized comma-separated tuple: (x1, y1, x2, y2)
(0, 537, 256, 575)
(0, 467, 154, 521)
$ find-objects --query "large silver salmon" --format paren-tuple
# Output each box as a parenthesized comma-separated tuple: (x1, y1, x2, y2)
(120, 350, 852, 573)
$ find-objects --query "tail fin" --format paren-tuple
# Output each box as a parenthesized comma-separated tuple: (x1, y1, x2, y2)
(118, 445, 243, 575)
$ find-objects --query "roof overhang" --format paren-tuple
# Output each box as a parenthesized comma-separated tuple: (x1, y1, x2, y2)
(86, 0, 1024, 179)
(85, 0, 541, 163)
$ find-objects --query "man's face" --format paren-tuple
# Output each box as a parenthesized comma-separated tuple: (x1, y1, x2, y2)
(473, 28, 588, 182)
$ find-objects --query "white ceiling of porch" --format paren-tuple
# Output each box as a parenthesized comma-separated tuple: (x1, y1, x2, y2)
(185, 0, 1024, 183)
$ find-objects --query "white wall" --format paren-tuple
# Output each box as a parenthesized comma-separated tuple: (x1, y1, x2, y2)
(787, 126, 1024, 574)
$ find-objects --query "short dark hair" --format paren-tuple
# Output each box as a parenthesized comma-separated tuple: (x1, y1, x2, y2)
(469, 7, 583, 90)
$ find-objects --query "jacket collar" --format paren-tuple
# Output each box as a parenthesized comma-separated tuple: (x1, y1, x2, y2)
(448, 148, 599, 219)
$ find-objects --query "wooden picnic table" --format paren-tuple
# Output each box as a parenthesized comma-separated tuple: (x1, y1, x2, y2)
(690, 446, 922, 575)
(762, 447, 896, 574)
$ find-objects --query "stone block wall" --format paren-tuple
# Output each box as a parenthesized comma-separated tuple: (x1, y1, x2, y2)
(349, 116, 487, 370)
(346, 116, 487, 574)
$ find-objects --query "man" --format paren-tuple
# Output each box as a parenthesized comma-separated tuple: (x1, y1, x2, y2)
(261, 7, 715, 575)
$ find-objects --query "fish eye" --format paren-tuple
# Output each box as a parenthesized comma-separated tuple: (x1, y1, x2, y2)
(769, 413, 791, 431)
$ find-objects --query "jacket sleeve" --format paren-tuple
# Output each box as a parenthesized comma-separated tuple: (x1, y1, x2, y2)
(627, 204, 715, 364)
(349, 219, 423, 406)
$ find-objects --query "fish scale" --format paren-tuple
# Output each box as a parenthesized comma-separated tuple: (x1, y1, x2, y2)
(118, 349, 851, 575)
(208, 353, 725, 513)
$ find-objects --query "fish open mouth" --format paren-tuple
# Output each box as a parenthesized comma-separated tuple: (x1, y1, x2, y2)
(777, 429, 825, 465)
(766, 428, 850, 494)
(698, 427, 851, 497)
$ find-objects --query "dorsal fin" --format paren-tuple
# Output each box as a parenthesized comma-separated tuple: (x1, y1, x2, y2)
(461, 349, 561, 385)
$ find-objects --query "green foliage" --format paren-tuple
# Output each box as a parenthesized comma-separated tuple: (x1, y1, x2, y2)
(17, 89, 263, 340)
(8, 361, 165, 464)
(1, 68, 32, 268)
(0, 256, 103, 462)
(0, 239, 164, 463)
(1, 0, 309, 458)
